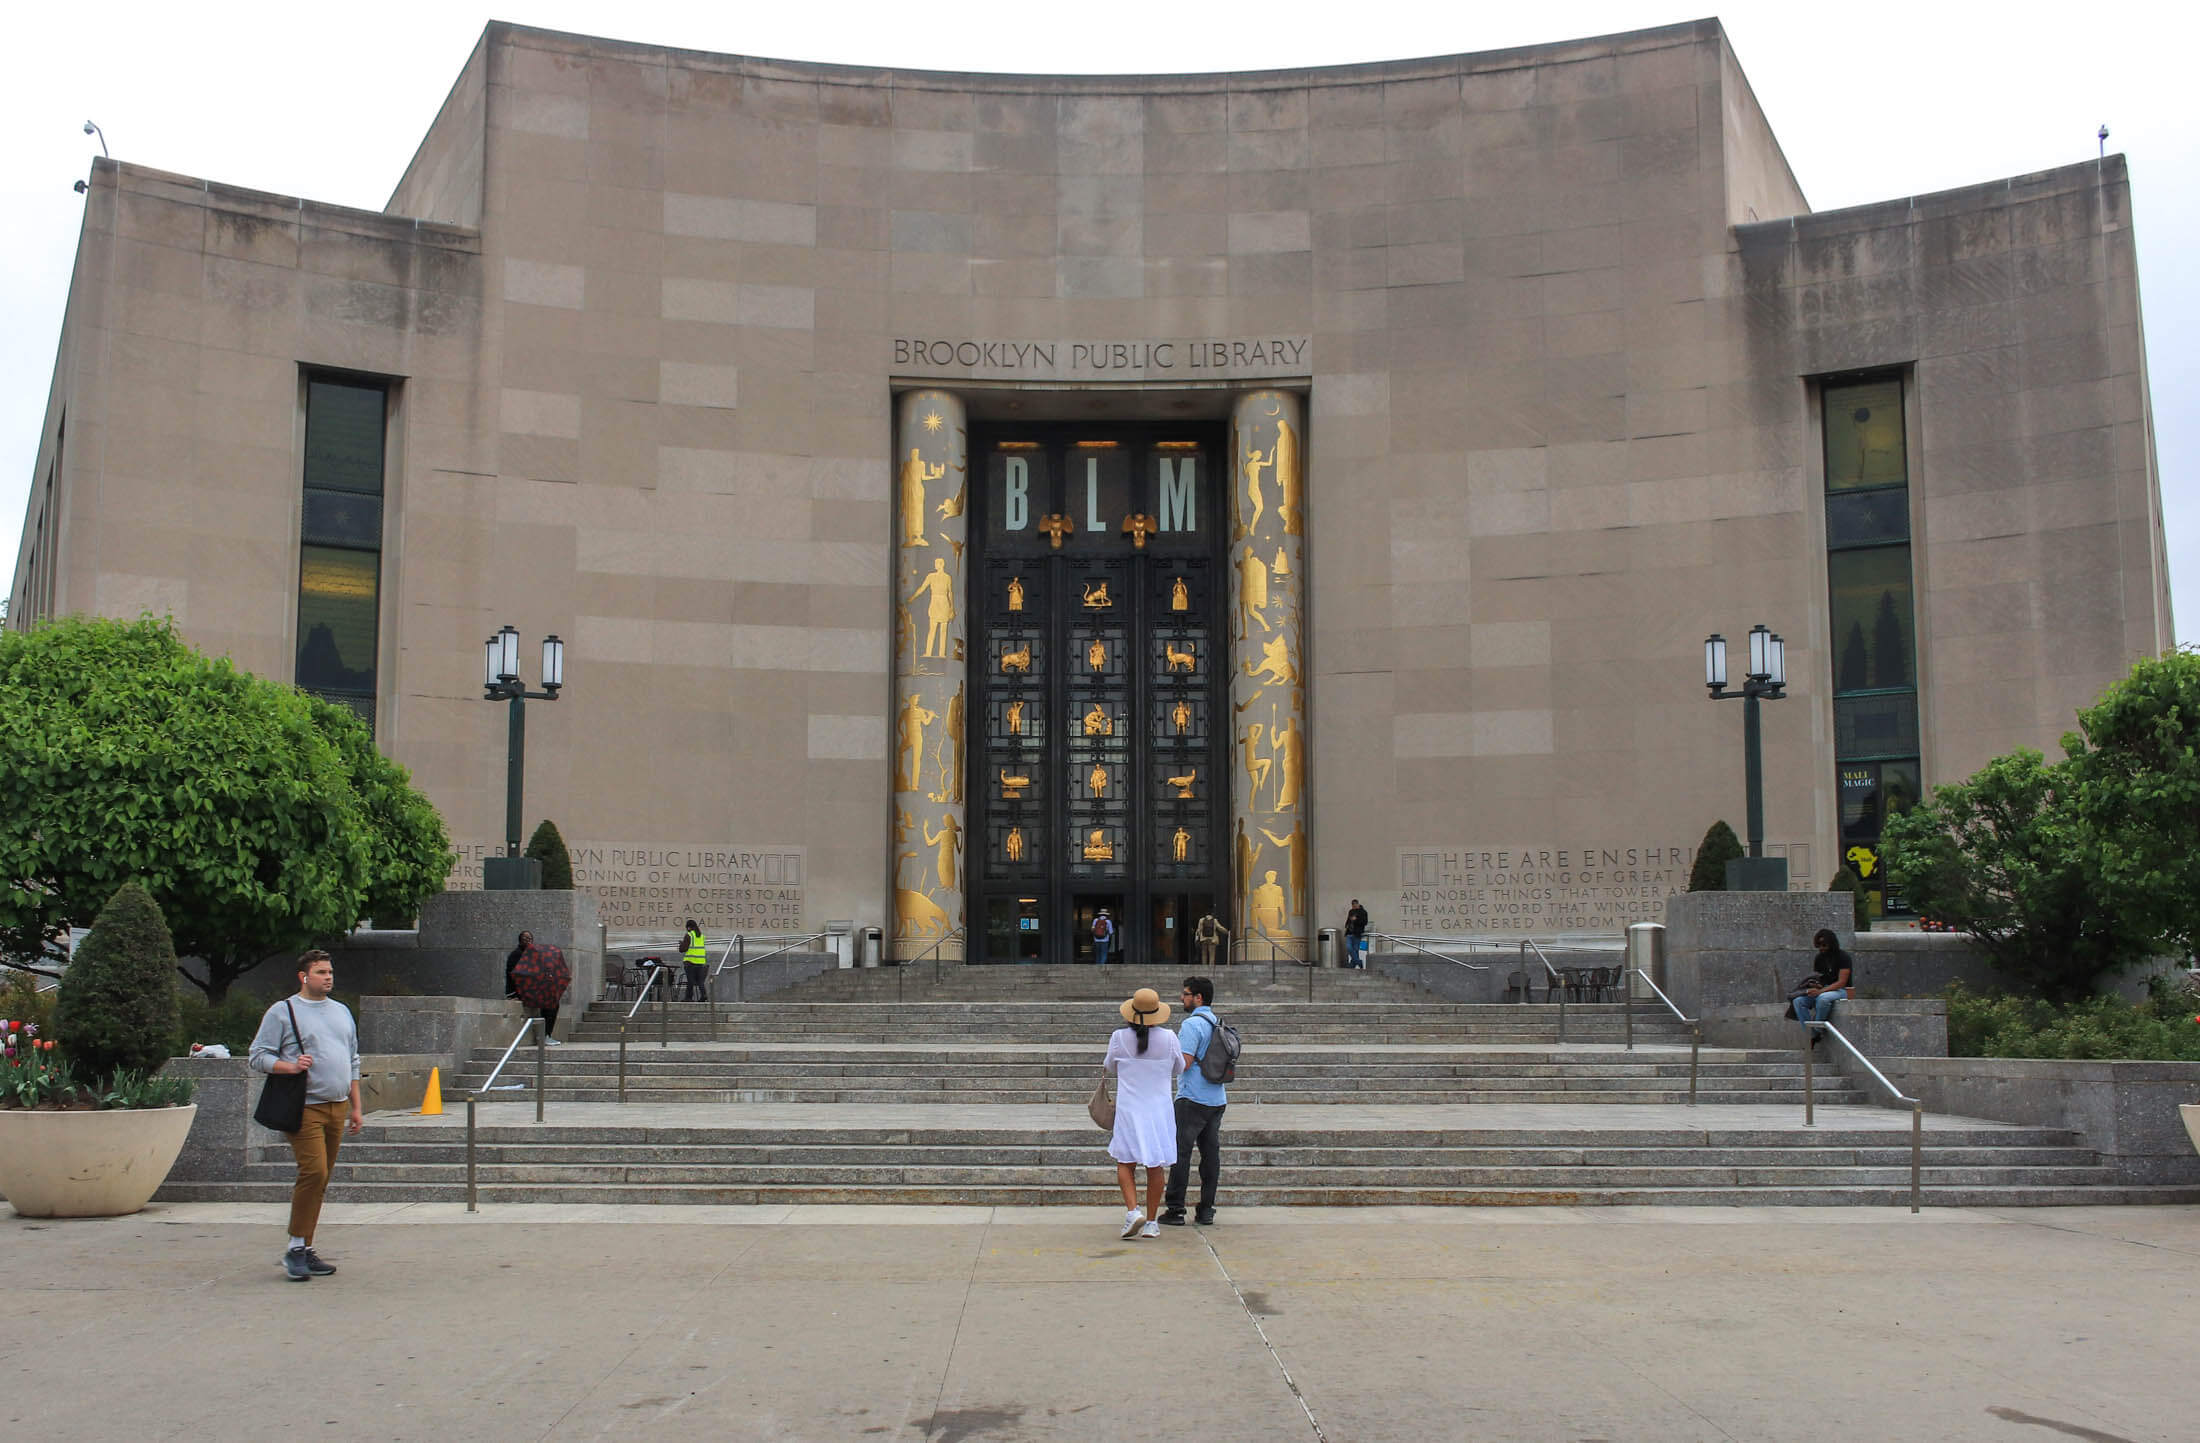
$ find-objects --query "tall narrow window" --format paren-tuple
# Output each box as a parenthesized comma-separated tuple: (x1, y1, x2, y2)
(1823, 375, 1919, 917)
(296, 378, 388, 727)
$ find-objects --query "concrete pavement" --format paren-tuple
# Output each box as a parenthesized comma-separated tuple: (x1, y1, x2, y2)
(3, 1202, 2190, 1441)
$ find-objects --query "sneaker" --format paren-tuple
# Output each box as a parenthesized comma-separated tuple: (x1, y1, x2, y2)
(299, 1247, 336, 1276)
(1139, 1220, 1160, 1239)
(283, 1248, 312, 1282)
(544, 1037, 563, 1047)
(1194, 1208, 1216, 1225)
(1120, 1208, 1145, 1239)
(1156, 1209, 1188, 1226)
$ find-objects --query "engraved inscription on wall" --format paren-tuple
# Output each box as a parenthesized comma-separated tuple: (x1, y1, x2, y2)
(449, 843, 806, 934)
(1396, 846, 1692, 932)
(893, 337, 1311, 382)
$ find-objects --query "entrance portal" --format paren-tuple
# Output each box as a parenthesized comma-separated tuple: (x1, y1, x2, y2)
(969, 423, 1229, 963)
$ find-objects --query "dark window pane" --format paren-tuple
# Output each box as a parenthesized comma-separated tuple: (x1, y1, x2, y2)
(1829, 548, 1916, 692)
(301, 489, 383, 549)
(1826, 487, 1909, 548)
(1835, 694, 1919, 759)
(1824, 378, 1906, 491)
(305, 381, 386, 495)
(297, 545, 378, 696)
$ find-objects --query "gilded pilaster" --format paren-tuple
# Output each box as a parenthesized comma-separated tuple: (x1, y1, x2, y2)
(1227, 389, 1308, 956)
(891, 389, 968, 959)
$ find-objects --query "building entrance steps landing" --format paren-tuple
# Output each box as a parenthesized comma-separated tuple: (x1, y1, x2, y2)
(159, 1098, 2200, 1209)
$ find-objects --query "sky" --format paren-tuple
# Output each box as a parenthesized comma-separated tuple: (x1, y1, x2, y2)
(3, 0, 2193, 636)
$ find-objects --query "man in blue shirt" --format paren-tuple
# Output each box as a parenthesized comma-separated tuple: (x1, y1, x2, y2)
(1158, 975, 1226, 1226)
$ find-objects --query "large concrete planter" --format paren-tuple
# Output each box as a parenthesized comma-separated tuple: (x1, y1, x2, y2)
(2182, 1103, 2200, 1158)
(0, 1105, 198, 1217)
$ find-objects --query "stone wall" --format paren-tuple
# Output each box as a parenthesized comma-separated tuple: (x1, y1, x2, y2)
(1662, 891, 1853, 1017)
(1876, 1057, 2200, 1185)
(327, 890, 604, 1007)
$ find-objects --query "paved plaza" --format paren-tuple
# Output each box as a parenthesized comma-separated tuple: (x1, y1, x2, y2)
(4, 1202, 2187, 1441)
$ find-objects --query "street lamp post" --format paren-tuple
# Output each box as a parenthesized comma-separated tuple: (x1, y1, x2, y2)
(481, 625, 564, 890)
(1704, 623, 1790, 892)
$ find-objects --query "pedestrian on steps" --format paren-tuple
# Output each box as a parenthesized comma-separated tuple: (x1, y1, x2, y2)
(681, 919, 709, 1001)
(1104, 987, 1184, 1239)
(1092, 908, 1116, 967)
(248, 950, 362, 1282)
(503, 930, 532, 1000)
(1344, 900, 1370, 968)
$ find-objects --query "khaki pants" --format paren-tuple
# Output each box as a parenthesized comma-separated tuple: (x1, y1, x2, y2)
(286, 1099, 349, 1242)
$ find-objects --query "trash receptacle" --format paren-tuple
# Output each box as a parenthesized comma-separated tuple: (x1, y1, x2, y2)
(826, 919, 854, 969)
(861, 926, 883, 968)
(1625, 921, 1665, 1000)
(1317, 927, 1340, 968)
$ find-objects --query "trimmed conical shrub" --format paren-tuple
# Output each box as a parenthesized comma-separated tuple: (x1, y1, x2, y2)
(525, 820, 574, 890)
(53, 881, 182, 1080)
(1688, 820, 1743, 892)
(1828, 865, 1872, 932)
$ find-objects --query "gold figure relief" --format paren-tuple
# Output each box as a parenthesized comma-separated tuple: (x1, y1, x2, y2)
(923, 813, 963, 892)
(1166, 769, 1197, 800)
(1083, 828, 1115, 862)
(1249, 868, 1288, 938)
(1240, 720, 1271, 806)
(1163, 640, 1196, 673)
(1268, 714, 1304, 812)
(1087, 762, 1110, 798)
(1171, 576, 1189, 611)
(1235, 549, 1270, 637)
(936, 474, 967, 520)
(1005, 826, 1025, 863)
(1172, 825, 1191, 862)
(895, 601, 916, 660)
(999, 770, 1031, 800)
(1081, 580, 1112, 609)
(1260, 820, 1308, 920)
(1272, 408, 1302, 536)
(896, 693, 936, 793)
(1000, 641, 1033, 674)
(894, 851, 952, 938)
(1086, 638, 1107, 671)
(1171, 698, 1192, 735)
(910, 558, 957, 660)
(1006, 576, 1024, 612)
(1244, 633, 1298, 687)
(899, 445, 946, 549)
(943, 687, 965, 804)
(1272, 546, 1290, 578)
(1233, 818, 1261, 913)
(1083, 702, 1113, 736)
(1121, 513, 1157, 549)
(1237, 429, 1273, 540)
(1037, 513, 1073, 548)
(1005, 698, 1025, 734)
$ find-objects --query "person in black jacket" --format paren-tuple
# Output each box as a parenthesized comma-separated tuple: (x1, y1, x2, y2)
(1795, 928, 1854, 1045)
(1343, 900, 1370, 968)
(503, 931, 532, 999)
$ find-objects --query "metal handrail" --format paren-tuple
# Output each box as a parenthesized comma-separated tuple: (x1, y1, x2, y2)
(884, 927, 966, 1001)
(467, 1015, 547, 1212)
(1520, 939, 1569, 1043)
(476, 1016, 542, 1095)
(1619, 966, 1700, 1102)
(623, 960, 667, 1021)
(1387, 931, 1625, 953)
(1805, 1019, 1925, 1214)
(710, 930, 831, 978)
(1372, 933, 1493, 970)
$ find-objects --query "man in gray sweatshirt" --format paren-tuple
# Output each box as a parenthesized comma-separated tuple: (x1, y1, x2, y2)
(248, 950, 363, 1282)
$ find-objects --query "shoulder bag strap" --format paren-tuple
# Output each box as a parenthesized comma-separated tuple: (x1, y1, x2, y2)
(284, 999, 303, 1058)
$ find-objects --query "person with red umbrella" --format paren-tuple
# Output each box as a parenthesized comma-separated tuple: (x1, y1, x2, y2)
(510, 935, 572, 1045)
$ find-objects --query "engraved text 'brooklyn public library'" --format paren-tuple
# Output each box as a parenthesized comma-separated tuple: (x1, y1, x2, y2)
(893, 337, 1311, 380)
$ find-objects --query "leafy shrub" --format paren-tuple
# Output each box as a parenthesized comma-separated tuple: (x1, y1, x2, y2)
(53, 882, 181, 1080)
(525, 820, 574, 890)
(1943, 980, 2200, 1062)
(93, 1070, 194, 1109)
(1688, 821, 1742, 892)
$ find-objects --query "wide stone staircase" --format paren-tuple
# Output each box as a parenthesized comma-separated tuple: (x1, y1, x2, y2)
(159, 964, 2200, 1208)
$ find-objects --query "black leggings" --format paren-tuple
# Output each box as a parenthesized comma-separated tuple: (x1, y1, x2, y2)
(538, 1005, 558, 1040)
(683, 964, 707, 1001)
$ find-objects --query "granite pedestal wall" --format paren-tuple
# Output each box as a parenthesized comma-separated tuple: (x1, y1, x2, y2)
(163, 1052, 446, 1189)
(1662, 891, 1853, 1018)
(327, 890, 603, 1006)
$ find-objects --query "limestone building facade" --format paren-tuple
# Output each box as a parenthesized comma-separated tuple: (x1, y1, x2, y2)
(9, 19, 2170, 957)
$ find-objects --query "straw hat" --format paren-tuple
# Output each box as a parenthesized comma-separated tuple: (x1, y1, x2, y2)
(1119, 987, 1171, 1026)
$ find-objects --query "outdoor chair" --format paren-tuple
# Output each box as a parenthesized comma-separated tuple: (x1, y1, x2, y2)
(1504, 969, 1532, 1003)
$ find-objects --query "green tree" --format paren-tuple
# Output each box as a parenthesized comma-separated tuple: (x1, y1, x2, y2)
(1688, 820, 1743, 892)
(52, 881, 182, 1080)
(1882, 748, 2149, 1002)
(525, 820, 574, 890)
(2064, 648, 2200, 959)
(0, 617, 453, 1000)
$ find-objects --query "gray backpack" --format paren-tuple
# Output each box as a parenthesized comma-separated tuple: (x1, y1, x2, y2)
(1195, 1012, 1241, 1084)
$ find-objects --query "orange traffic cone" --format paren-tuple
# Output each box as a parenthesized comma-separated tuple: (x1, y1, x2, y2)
(418, 1066, 443, 1116)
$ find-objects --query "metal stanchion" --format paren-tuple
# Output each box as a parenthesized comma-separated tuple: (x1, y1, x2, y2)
(1910, 1100, 1923, 1213)
(465, 1093, 479, 1213)
(660, 974, 669, 1049)
(736, 934, 747, 1003)
(618, 1022, 627, 1102)
(1305, 951, 1313, 1002)
(1688, 1027, 1701, 1105)
(533, 1019, 545, 1123)
(1624, 967, 1634, 1051)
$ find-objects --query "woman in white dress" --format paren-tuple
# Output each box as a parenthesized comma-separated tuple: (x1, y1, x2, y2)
(1104, 987, 1185, 1239)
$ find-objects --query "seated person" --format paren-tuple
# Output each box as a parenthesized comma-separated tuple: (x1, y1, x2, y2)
(1794, 928, 1853, 1044)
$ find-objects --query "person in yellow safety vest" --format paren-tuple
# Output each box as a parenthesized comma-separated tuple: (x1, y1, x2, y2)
(681, 919, 708, 1001)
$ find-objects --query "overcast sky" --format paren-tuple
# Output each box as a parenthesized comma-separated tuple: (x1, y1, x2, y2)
(4, 1, 2192, 637)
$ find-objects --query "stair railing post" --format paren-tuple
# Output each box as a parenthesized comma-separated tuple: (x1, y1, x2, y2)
(617, 1022, 627, 1103)
(659, 966, 669, 1049)
(1689, 1026, 1700, 1105)
(465, 1093, 478, 1213)
(1909, 1100, 1923, 1214)
(737, 934, 747, 1003)
(533, 1017, 545, 1124)
(1624, 967, 1634, 1051)
(1803, 1026, 1815, 1127)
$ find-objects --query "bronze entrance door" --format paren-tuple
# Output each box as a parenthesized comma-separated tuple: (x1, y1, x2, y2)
(968, 423, 1228, 964)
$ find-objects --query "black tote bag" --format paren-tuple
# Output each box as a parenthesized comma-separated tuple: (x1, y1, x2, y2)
(252, 1000, 308, 1134)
